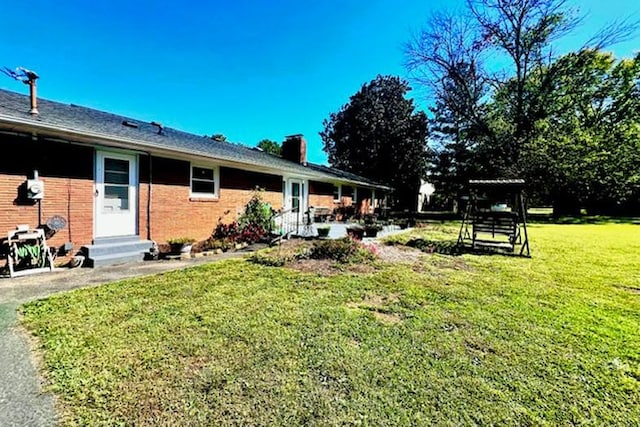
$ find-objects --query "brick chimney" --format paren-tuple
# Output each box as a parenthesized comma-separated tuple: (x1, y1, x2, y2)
(282, 134, 307, 165)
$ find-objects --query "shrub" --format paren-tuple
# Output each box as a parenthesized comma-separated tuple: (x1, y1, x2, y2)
(202, 237, 232, 252)
(166, 237, 196, 245)
(310, 237, 377, 263)
(238, 189, 275, 234)
(213, 221, 241, 242)
(211, 189, 275, 245)
(247, 252, 290, 267)
(236, 223, 266, 244)
(248, 242, 311, 266)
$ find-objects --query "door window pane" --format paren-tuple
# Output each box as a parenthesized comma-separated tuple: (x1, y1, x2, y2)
(104, 159, 130, 185)
(105, 171, 129, 185)
(291, 182, 300, 212)
(102, 157, 130, 212)
(104, 185, 129, 211)
(105, 158, 128, 173)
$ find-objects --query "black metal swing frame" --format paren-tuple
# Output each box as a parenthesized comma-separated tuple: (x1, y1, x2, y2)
(457, 179, 530, 257)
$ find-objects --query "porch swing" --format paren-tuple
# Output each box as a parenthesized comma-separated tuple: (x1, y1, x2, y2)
(457, 179, 530, 257)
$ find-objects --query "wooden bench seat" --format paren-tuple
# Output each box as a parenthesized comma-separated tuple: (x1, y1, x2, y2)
(472, 211, 520, 248)
(312, 207, 334, 222)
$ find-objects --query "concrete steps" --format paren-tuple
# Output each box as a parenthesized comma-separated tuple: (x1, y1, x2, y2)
(81, 236, 153, 267)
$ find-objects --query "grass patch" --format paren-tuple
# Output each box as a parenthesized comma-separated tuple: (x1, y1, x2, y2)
(21, 223, 640, 425)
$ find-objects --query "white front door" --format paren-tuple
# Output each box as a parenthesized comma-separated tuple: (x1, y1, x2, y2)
(95, 150, 138, 237)
(286, 179, 307, 213)
(283, 178, 308, 226)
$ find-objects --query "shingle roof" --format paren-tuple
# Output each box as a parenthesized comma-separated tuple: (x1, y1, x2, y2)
(305, 163, 388, 188)
(0, 88, 389, 189)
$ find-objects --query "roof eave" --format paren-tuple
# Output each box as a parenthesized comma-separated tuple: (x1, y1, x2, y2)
(0, 114, 391, 190)
(0, 114, 314, 177)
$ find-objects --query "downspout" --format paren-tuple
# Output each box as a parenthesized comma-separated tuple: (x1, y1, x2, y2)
(147, 153, 152, 240)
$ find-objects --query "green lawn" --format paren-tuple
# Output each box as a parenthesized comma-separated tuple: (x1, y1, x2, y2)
(21, 223, 640, 426)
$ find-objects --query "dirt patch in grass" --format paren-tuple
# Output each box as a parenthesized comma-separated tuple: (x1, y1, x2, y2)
(615, 284, 640, 295)
(371, 311, 402, 324)
(347, 293, 403, 324)
(286, 259, 339, 276)
(376, 244, 424, 264)
(362, 293, 400, 308)
(285, 258, 378, 276)
(432, 257, 472, 271)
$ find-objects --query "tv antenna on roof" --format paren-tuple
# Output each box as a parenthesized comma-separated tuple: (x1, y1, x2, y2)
(1, 66, 40, 115)
(1, 66, 39, 83)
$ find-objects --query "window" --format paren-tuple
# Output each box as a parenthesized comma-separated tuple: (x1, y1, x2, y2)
(333, 185, 341, 202)
(103, 158, 130, 211)
(190, 164, 219, 198)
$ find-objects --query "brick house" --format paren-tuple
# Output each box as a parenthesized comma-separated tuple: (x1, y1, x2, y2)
(0, 89, 389, 266)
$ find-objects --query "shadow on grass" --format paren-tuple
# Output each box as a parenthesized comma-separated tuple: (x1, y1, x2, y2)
(528, 214, 640, 225)
(400, 238, 530, 258)
(402, 238, 463, 256)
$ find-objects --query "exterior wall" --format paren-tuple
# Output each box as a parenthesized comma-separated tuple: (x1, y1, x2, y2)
(339, 185, 355, 207)
(0, 135, 94, 258)
(358, 188, 373, 215)
(331, 185, 377, 219)
(308, 180, 335, 209)
(0, 136, 289, 261)
(1, 132, 382, 262)
(143, 158, 284, 243)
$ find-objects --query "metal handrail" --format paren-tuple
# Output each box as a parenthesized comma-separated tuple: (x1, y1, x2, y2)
(271, 208, 313, 240)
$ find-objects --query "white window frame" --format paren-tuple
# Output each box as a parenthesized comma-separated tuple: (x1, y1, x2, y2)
(333, 184, 342, 203)
(190, 163, 220, 198)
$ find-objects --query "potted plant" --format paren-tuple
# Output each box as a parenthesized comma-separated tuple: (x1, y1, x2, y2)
(364, 223, 382, 238)
(317, 225, 331, 238)
(346, 224, 365, 240)
(396, 219, 409, 230)
(167, 237, 196, 254)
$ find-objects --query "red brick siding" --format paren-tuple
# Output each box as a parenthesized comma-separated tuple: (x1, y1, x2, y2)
(143, 157, 284, 243)
(308, 180, 335, 210)
(2, 135, 379, 254)
(358, 188, 373, 215)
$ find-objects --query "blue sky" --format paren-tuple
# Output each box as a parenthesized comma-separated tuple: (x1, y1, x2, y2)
(1, 0, 638, 164)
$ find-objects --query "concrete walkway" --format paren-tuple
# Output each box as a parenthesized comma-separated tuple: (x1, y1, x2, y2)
(0, 250, 249, 427)
(300, 222, 408, 240)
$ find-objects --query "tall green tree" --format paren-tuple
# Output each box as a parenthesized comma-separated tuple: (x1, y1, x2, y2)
(521, 50, 640, 214)
(256, 139, 282, 156)
(320, 75, 430, 209)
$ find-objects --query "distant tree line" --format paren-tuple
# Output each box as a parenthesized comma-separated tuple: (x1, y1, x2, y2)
(405, 0, 640, 215)
(320, 0, 639, 215)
